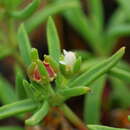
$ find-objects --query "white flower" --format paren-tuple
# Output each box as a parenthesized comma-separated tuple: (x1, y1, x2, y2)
(60, 50, 76, 66)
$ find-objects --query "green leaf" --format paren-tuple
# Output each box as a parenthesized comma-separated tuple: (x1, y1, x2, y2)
(0, 99, 38, 119)
(59, 87, 91, 100)
(110, 67, 130, 83)
(57, 0, 103, 55)
(108, 8, 126, 27)
(107, 25, 130, 38)
(88, 124, 127, 130)
(105, 8, 126, 52)
(11, 0, 40, 19)
(105, 24, 130, 54)
(0, 126, 24, 130)
(15, 65, 26, 100)
(88, 0, 104, 32)
(47, 17, 61, 62)
(17, 24, 32, 66)
(84, 76, 106, 124)
(25, 101, 49, 125)
(30, 48, 39, 62)
(25, 1, 79, 33)
(117, 0, 130, 20)
(67, 47, 125, 88)
(23, 80, 34, 99)
(0, 76, 17, 104)
(110, 77, 130, 108)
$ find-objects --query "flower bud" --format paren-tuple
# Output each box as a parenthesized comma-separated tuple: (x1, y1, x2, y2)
(28, 60, 57, 82)
(60, 50, 76, 68)
(59, 50, 81, 76)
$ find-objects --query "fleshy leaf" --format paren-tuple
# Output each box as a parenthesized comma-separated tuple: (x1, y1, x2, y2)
(17, 24, 32, 66)
(0, 99, 38, 119)
(84, 76, 106, 124)
(15, 65, 26, 100)
(47, 17, 61, 62)
(25, 101, 49, 125)
(110, 67, 130, 83)
(68, 47, 125, 87)
(0, 76, 17, 104)
(11, 0, 40, 19)
(25, 1, 79, 32)
(59, 87, 91, 100)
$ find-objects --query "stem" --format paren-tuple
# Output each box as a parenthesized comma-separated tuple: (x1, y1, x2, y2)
(60, 104, 87, 130)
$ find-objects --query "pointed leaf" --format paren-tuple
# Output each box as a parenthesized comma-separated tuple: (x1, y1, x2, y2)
(0, 99, 38, 119)
(88, 0, 104, 32)
(47, 17, 61, 62)
(31, 48, 39, 62)
(110, 67, 130, 83)
(0, 76, 17, 104)
(25, 1, 79, 32)
(59, 87, 91, 100)
(15, 65, 26, 100)
(68, 47, 125, 87)
(84, 76, 106, 124)
(23, 80, 34, 99)
(58, 0, 102, 54)
(25, 101, 49, 125)
(17, 24, 32, 66)
(11, 0, 40, 19)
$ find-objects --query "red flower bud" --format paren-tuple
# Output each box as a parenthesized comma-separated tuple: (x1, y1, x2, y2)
(43, 62, 56, 80)
(33, 61, 56, 82)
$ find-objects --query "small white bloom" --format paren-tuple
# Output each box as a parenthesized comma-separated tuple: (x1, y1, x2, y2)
(60, 50, 76, 66)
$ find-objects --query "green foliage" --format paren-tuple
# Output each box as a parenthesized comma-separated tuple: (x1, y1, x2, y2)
(25, 101, 49, 125)
(0, 17, 126, 128)
(0, 0, 130, 129)
(11, 0, 40, 19)
(47, 17, 61, 62)
(0, 99, 38, 119)
(25, 1, 79, 33)
(17, 24, 32, 66)
(0, 76, 17, 104)
(15, 65, 26, 100)
(84, 76, 106, 124)
(68, 47, 125, 87)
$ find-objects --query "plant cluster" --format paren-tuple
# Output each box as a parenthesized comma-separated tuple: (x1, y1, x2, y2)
(0, 0, 130, 130)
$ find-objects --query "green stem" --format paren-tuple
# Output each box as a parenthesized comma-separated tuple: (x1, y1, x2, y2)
(60, 104, 87, 130)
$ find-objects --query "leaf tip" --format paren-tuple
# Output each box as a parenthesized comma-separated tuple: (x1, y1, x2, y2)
(84, 87, 91, 93)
